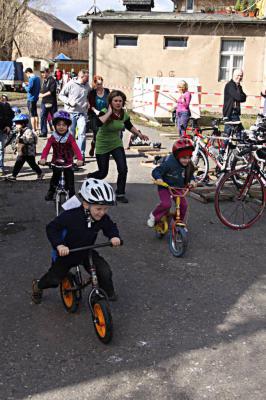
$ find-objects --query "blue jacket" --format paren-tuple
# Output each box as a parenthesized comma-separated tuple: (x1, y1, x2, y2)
(152, 154, 194, 187)
(46, 206, 120, 250)
(25, 75, 41, 101)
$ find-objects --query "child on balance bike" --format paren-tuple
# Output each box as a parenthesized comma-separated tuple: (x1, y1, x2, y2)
(32, 178, 121, 304)
(39, 110, 83, 201)
(147, 138, 196, 227)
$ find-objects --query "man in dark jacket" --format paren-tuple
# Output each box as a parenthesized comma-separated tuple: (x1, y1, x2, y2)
(39, 68, 57, 138)
(223, 69, 246, 133)
(0, 100, 14, 176)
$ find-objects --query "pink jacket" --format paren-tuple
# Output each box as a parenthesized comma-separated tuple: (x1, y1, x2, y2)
(176, 91, 191, 113)
(41, 132, 82, 167)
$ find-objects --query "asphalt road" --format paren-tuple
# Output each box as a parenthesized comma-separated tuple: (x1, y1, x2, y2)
(0, 121, 265, 400)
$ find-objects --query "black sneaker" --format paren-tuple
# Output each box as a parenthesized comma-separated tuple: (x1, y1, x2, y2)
(32, 280, 43, 304)
(108, 292, 118, 302)
(116, 196, 129, 204)
(89, 141, 95, 157)
(45, 191, 54, 201)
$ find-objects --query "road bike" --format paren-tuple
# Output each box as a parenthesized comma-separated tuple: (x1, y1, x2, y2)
(153, 180, 190, 257)
(190, 119, 246, 183)
(59, 241, 122, 344)
(215, 143, 266, 230)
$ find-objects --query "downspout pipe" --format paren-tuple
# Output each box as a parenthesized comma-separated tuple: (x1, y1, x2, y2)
(88, 19, 94, 83)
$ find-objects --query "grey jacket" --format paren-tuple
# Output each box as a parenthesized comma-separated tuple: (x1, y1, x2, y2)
(16, 128, 38, 157)
(59, 79, 91, 114)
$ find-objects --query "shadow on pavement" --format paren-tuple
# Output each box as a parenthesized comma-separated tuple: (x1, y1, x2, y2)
(0, 180, 265, 399)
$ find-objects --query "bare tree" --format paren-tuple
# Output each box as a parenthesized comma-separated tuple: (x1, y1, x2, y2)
(0, 0, 29, 60)
(0, 0, 52, 60)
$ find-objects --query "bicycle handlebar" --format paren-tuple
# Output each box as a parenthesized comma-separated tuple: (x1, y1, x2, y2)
(68, 240, 124, 254)
(38, 161, 75, 169)
(153, 180, 191, 194)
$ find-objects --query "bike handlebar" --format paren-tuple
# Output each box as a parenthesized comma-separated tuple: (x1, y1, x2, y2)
(68, 240, 124, 253)
(153, 180, 191, 195)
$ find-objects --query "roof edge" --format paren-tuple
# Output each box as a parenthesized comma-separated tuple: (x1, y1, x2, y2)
(77, 11, 266, 25)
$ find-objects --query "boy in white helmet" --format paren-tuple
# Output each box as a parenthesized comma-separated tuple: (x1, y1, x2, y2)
(32, 178, 121, 304)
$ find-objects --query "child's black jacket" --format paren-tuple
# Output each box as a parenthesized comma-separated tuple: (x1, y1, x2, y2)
(46, 206, 120, 249)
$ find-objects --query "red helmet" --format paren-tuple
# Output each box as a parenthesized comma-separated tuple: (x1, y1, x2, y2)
(172, 138, 194, 159)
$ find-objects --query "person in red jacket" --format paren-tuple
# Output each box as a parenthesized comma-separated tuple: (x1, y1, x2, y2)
(39, 111, 83, 201)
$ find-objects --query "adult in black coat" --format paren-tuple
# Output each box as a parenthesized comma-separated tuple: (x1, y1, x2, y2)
(223, 69, 246, 133)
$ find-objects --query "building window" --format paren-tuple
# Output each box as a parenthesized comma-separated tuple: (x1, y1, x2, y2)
(114, 36, 138, 47)
(219, 39, 244, 81)
(186, 0, 194, 12)
(164, 37, 188, 48)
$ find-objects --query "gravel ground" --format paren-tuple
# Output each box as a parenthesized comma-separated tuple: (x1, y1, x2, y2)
(0, 105, 265, 400)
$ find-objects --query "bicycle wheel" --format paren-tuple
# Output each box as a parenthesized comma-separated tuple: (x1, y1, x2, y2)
(55, 192, 68, 216)
(215, 168, 265, 230)
(155, 216, 168, 239)
(91, 299, 113, 344)
(230, 151, 253, 187)
(192, 149, 209, 183)
(60, 272, 81, 313)
(168, 222, 188, 257)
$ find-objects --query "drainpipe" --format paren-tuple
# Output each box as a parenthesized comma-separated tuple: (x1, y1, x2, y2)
(88, 19, 94, 83)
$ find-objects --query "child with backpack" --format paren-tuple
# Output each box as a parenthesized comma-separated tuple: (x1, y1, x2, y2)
(7, 114, 43, 181)
(39, 110, 83, 201)
(147, 138, 196, 227)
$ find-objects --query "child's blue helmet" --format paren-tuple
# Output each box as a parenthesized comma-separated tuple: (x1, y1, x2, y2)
(12, 106, 21, 115)
(13, 114, 29, 123)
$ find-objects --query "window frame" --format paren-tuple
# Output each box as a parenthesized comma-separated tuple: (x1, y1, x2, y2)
(114, 35, 138, 48)
(218, 38, 245, 82)
(186, 0, 194, 13)
(164, 36, 188, 49)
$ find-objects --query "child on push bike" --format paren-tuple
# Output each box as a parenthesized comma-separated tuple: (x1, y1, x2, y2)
(39, 110, 83, 201)
(32, 178, 121, 304)
(147, 138, 196, 227)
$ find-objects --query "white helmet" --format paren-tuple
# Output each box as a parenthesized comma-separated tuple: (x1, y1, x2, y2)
(79, 178, 116, 205)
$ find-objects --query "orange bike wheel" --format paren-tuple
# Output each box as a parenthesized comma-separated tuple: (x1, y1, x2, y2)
(92, 300, 113, 344)
(60, 273, 80, 313)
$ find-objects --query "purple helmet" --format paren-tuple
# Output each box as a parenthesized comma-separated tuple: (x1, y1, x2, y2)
(52, 110, 72, 127)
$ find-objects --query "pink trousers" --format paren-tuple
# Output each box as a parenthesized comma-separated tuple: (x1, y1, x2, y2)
(153, 188, 188, 222)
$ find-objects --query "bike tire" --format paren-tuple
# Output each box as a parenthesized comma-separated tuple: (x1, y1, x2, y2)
(215, 168, 265, 230)
(60, 272, 81, 313)
(55, 192, 68, 216)
(168, 222, 188, 257)
(192, 148, 209, 183)
(91, 299, 113, 344)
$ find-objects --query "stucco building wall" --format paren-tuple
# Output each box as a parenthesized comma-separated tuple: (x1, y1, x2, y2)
(92, 21, 266, 110)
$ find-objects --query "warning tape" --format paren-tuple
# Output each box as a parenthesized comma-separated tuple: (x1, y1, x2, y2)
(108, 84, 263, 99)
(133, 100, 263, 110)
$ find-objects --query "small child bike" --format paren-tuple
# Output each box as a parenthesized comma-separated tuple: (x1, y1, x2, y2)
(153, 180, 190, 257)
(59, 241, 122, 344)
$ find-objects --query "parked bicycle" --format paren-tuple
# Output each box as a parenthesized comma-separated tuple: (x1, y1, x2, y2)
(215, 141, 266, 230)
(153, 180, 190, 257)
(59, 241, 122, 344)
(190, 118, 247, 183)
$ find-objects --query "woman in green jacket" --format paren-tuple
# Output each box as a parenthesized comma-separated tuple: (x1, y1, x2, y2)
(88, 90, 149, 203)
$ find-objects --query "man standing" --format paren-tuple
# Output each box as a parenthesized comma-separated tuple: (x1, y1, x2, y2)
(24, 67, 41, 133)
(39, 68, 57, 138)
(59, 69, 91, 161)
(223, 69, 246, 125)
(0, 99, 14, 176)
